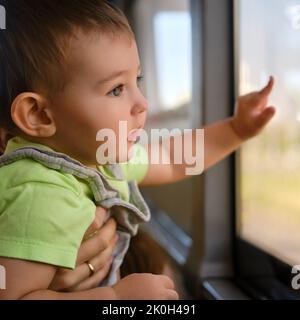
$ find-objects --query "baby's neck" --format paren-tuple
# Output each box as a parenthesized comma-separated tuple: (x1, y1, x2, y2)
(18, 134, 100, 170)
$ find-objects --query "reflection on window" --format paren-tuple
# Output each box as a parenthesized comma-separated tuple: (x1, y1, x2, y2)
(154, 11, 192, 111)
(237, 0, 300, 265)
(133, 0, 195, 236)
(133, 0, 192, 123)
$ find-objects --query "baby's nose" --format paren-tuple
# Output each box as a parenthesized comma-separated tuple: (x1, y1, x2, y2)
(131, 96, 148, 115)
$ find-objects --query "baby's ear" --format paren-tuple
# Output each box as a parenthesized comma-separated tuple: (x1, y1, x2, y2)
(11, 92, 56, 138)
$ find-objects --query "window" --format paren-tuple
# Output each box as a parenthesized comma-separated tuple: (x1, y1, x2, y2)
(153, 11, 192, 112)
(236, 0, 300, 267)
(133, 0, 193, 131)
(128, 2, 200, 297)
(133, 0, 196, 240)
(110, 0, 199, 299)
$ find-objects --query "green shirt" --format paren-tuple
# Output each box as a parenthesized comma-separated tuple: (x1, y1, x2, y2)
(0, 137, 148, 268)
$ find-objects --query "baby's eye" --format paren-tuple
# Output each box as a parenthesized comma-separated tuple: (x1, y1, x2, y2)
(137, 75, 144, 87)
(108, 85, 124, 97)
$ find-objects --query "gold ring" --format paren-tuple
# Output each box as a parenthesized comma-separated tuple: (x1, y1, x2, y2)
(87, 262, 95, 276)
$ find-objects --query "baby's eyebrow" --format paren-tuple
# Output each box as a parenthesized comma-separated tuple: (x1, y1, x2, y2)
(98, 70, 126, 85)
(97, 65, 141, 85)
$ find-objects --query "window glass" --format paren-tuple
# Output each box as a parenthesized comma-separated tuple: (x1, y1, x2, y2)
(153, 11, 192, 111)
(133, 0, 195, 236)
(237, 0, 300, 265)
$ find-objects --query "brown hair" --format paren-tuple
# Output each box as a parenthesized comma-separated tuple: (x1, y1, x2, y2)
(120, 230, 171, 277)
(0, 0, 133, 130)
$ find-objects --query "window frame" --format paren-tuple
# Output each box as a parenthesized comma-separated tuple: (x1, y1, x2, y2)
(193, 0, 245, 299)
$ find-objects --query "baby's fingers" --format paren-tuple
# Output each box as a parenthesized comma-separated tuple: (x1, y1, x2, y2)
(259, 76, 274, 96)
(166, 289, 180, 300)
(255, 106, 276, 129)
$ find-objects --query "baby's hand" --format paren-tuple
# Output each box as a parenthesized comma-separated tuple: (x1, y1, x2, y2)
(230, 76, 276, 141)
(112, 273, 179, 300)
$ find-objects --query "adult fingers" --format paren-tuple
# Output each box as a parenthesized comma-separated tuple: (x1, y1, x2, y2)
(69, 259, 113, 292)
(77, 218, 117, 265)
(50, 233, 117, 291)
(74, 234, 117, 285)
(83, 206, 109, 241)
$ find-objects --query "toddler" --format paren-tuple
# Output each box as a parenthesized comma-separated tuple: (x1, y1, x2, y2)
(0, 0, 275, 300)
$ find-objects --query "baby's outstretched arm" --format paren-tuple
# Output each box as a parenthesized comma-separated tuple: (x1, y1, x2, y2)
(139, 77, 275, 186)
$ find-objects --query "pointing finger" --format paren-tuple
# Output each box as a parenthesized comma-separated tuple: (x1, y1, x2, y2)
(259, 76, 274, 96)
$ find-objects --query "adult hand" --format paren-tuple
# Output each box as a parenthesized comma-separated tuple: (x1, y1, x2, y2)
(49, 207, 118, 292)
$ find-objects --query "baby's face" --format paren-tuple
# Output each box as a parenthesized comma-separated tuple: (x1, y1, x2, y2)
(49, 31, 148, 166)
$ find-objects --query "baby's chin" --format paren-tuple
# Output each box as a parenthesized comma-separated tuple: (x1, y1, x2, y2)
(118, 147, 136, 163)
(94, 152, 132, 166)
(112, 142, 136, 163)
(92, 141, 137, 165)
